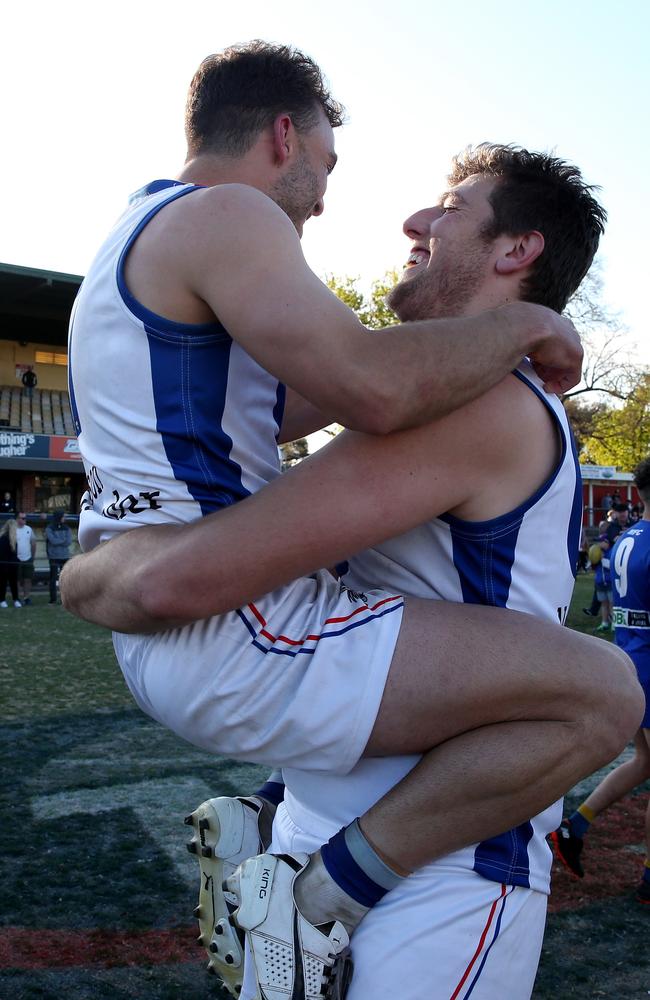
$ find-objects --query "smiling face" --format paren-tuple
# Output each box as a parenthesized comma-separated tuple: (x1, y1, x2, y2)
(270, 110, 338, 236)
(387, 174, 502, 321)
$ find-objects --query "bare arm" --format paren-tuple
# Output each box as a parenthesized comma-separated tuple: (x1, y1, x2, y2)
(149, 185, 582, 434)
(61, 376, 552, 631)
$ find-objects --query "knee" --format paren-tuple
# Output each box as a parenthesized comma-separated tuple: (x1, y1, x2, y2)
(585, 645, 645, 761)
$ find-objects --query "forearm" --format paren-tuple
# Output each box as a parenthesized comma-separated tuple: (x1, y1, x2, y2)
(355, 302, 578, 433)
(61, 476, 342, 634)
(60, 527, 191, 633)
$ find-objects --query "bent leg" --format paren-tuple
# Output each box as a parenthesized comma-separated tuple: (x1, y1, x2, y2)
(360, 598, 643, 870)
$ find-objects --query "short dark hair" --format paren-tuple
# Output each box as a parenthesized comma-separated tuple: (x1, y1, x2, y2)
(185, 40, 344, 158)
(633, 457, 650, 502)
(448, 144, 606, 313)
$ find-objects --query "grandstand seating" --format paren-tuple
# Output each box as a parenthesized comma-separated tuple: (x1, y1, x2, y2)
(0, 385, 76, 437)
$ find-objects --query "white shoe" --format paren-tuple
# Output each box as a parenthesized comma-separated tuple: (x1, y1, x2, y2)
(14, 600, 22, 608)
(185, 796, 264, 996)
(0, 601, 7, 608)
(227, 852, 353, 1000)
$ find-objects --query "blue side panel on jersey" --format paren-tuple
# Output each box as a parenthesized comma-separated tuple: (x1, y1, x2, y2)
(447, 505, 533, 884)
(273, 382, 287, 441)
(473, 824, 534, 888)
(146, 326, 249, 514)
(68, 321, 82, 436)
(447, 516, 522, 607)
(567, 428, 583, 577)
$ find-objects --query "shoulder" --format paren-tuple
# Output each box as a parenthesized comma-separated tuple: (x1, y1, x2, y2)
(165, 183, 293, 235)
(448, 372, 556, 457)
(146, 183, 300, 279)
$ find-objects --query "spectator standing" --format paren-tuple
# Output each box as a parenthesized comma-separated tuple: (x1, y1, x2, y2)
(21, 366, 37, 398)
(0, 492, 14, 514)
(601, 492, 614, 514)
(15, 512, 36, 604)
(578, 526, 589, 573)
(0, 519, 21, 607)
(46, 512, 71, 605)
(583, 509, 625, 620)
(629, 503, 642, 526)
(607, 502, 629, 543)
(593, 523, 613, 633)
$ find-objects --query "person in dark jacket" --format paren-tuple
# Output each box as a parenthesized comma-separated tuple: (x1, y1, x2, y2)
(46, 512, 72, 604)
(0, 519, 20, 607)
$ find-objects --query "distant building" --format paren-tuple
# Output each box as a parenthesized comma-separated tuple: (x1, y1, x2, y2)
(0, 262, 86, 515)
(580, 464, 640, 527)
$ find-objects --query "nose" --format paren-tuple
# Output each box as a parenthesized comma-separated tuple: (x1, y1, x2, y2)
(403, 206, 442, 239)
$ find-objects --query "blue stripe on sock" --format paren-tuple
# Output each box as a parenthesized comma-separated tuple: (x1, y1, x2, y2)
(255, 781, 285, 807)
(321, 828, 388, 908)
(568, 811, 591, 839)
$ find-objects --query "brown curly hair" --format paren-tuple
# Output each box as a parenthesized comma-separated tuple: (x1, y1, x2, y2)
(185, 40, 344, 158)
(449, 143, 606, 313)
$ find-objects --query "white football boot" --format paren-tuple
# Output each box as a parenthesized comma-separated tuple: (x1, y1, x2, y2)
(185, 796, 264, 996)
(226, 852, 353, 1000)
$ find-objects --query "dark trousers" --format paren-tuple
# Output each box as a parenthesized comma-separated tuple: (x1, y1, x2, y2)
(49, 559, 68, 602)
(588, 583, 601, 615)
(0, 563, 19, 602)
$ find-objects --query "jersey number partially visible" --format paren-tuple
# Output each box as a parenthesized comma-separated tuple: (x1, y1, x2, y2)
(613, 536, 635, 598)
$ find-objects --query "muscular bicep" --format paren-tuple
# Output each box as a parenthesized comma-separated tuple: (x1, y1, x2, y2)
(187, 186, 372, 420)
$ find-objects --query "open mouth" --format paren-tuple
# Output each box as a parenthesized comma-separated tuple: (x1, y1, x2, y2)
(403, 248, 430, 271)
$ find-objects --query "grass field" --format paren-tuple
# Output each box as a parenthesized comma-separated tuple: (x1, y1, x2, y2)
(1, 575, 648, 999)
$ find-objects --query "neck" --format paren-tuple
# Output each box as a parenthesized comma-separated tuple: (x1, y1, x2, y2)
(176, 160, 257, 189)
(176, 144, 273, 193)
(460, 288, 521, 319)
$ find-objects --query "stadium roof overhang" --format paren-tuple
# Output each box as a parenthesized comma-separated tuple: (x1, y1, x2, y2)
(0, 457, 83, 473)
(0, 262, 82, 347)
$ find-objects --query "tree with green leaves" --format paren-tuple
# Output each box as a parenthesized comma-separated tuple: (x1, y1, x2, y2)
(581, 373, 650, 470)
(326, 271, 399, 330)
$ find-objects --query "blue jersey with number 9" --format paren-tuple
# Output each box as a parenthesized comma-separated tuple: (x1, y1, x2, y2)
(611, 520, 650, 727)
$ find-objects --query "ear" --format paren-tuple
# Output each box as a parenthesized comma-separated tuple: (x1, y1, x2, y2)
(271, 113, 295, 165)
(495, 231, 545, 275)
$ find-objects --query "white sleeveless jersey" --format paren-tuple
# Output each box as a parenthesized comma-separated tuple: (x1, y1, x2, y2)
(68, 180, 285, 551)
(283, 362, 583, 894)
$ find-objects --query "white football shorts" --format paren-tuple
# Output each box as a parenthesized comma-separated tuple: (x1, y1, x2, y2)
(113, 570, 404, 774)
